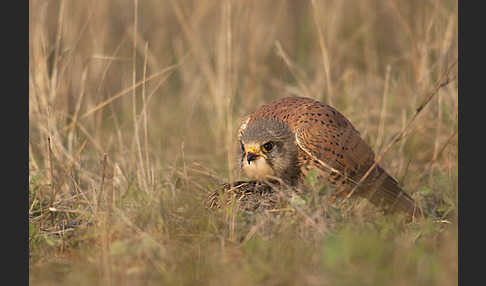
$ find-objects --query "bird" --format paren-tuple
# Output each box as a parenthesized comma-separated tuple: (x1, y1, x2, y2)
(236, 96, 420, 217)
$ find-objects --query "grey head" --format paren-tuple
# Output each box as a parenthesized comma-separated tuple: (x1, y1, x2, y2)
(238, 119, 300, 185)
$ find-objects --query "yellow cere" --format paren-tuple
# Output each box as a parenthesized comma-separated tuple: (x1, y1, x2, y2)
(246, 145, 260, 155)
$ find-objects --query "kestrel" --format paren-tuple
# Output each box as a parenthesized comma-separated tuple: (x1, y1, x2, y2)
(237, 96, 419, 216)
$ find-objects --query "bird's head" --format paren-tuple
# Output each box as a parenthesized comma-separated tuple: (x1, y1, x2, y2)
(239, 119, 299, 185)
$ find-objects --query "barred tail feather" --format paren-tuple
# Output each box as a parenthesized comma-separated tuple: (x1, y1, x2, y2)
(360, 166, 420, 217)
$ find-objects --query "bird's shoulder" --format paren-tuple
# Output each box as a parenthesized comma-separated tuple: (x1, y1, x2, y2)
(295, 108, 375, 181)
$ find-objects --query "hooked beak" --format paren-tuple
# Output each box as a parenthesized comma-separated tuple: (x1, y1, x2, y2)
(247, 152, 259, 164)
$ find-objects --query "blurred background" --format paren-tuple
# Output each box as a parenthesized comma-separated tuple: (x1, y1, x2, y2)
(29, 1, 458, 285)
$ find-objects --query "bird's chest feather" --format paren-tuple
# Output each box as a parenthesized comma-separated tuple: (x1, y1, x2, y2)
(242, 157, 275, 179)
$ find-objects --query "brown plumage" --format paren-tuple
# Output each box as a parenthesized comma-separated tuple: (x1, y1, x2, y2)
(236, 96, 420, 217)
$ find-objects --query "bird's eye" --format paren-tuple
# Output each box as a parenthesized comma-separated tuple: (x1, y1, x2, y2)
(261, 142, 274, 153)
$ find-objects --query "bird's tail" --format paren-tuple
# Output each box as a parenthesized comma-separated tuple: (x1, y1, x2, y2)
(359, 166, 421, 218)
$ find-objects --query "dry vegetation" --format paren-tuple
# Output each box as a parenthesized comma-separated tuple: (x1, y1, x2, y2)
(29, 0, 458, 285)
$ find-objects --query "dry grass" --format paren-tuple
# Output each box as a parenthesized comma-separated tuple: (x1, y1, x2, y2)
(29, 0, 457, 285)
